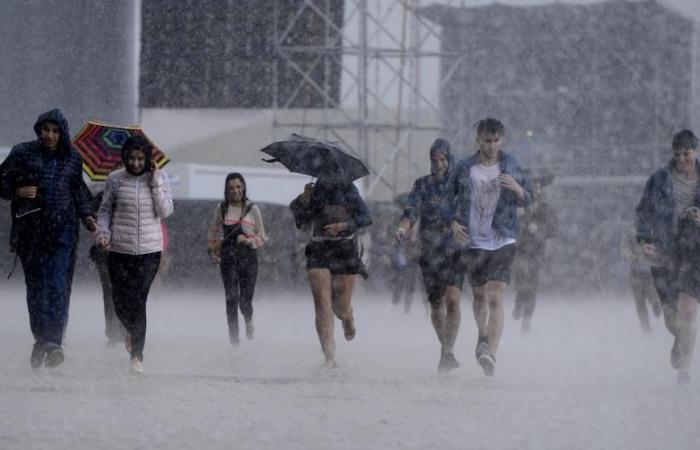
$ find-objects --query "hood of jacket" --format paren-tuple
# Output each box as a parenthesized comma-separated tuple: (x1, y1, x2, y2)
(429, 138, 454, 177)
(33, 108, 72, 157)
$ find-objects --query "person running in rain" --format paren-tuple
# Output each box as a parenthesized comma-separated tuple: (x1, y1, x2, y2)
(636, 129, 700, 384)
(620, 224, 662, 334)
(88, 165, 128, 346)
(511, 170, 557, 333)
(208, 173, 267, 345)
(441, 118, 531, 376)
(95, 136, 173, 374)
(0, 109, 96, 369)
(290, 178, 372, 369)
(395, 138, 458, 372)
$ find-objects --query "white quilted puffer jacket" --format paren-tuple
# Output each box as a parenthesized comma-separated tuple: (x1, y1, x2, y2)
(96, 168, 173, 255)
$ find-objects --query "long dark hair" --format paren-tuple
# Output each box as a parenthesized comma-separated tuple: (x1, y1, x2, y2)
(223, 172, 249, 207)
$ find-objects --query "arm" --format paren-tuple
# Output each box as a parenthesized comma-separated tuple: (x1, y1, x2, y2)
(344, 185, 372, 232)
(245, 204, 268, 249)
(207, 204, 223, 263)
(95, 176, 115, 247)
(151, 169, 174, 219)
(0, 147, 20, 200)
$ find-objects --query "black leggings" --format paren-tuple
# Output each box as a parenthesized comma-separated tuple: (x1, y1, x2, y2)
(220, 248, 258, 342)
(108, 251, 161, 361)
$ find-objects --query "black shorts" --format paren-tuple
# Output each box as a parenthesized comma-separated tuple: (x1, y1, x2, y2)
(305, 239, 362, 275)
(418, 252, 449, 304)
(449, 243, 516, 289)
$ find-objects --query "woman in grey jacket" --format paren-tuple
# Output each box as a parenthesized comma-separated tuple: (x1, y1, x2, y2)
(96, 136, 173, 374)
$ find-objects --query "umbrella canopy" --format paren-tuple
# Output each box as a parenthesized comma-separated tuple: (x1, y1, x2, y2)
(260, 134, 369, 183)
(72, 121, 170, 181)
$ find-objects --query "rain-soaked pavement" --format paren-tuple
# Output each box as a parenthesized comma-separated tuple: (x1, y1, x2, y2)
(1, 284, 698, 450)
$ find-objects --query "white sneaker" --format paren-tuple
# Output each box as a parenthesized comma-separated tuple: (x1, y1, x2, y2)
(130, 357, 143, 374)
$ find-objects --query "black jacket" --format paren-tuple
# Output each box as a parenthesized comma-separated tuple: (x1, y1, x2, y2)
(0, 109, 93, 241)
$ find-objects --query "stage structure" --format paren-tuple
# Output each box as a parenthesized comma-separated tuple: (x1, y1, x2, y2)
(271, 0, 470, 197)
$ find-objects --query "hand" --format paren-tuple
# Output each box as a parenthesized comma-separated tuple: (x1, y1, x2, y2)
(85, 216, 97, 233)
(237, 235, 253, 247)
(97, 236, 110, 251)
(324, 222, 345, 237)
(394, 227, 407, 244)
(498, 174, 523, 196)
(686, 206, 700, 227)
(150, 160, 157, 172)
(450, 221, 470, 245)
(302, 182, 315, 202)
(16, 186, 37, 198)
(641, 242, 659, 259)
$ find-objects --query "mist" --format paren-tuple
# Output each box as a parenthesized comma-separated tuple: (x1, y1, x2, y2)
(1, 285, 698, 450)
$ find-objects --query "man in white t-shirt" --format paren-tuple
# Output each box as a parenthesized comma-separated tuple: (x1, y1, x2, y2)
(441, 118, 531, 376)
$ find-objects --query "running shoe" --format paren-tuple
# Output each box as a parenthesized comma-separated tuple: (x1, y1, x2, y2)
(245, 319, 255, 340)
(478, 352, 496, 376)
(130, 357, 143, 374)
(342, 318, 356, 341)
(30, 342, 46, 369)
(475, 335, 489, 363)
(437, 352, 460, 373)
(671, 338, 680, 370)
(45, 348, 64, 368)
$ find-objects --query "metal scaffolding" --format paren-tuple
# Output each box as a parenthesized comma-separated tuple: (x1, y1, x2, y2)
(271, 0, 467, 199)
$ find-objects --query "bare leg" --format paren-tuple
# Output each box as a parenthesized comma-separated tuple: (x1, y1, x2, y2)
(486, 281, 506, 355)
(676, 293, 698, 375)
(429, 296, 447, 348)
(472, 284, 488, 337)
(331, 274, 357, 341)
(443, 286, 462, 353)
(308, 269, 335, 365)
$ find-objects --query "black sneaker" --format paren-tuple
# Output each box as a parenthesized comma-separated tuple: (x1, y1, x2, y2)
(30, 342, 46, 369)
(45, 348, 64, 368)
(437, 352, 460, 373)
(475, 335, 489, 363)
(671, 338, 680, 370)
(478, 352, 496, 376)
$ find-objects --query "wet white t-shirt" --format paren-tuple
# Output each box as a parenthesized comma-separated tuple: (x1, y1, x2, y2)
(468, 163, 516, 250)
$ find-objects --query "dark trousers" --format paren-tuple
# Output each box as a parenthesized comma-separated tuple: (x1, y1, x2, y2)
(19, 228, 77, 349)
(220, 248, 258, 343)
(513, 255, 540, 320)
(97, 257, 127, 342)
(108, 251, 161, 361)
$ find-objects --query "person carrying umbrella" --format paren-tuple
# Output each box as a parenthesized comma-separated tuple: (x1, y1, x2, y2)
(0, 108, 96, 369)
(95, 135, 173, 374)
(207, 172, 267, 346)
(271, 135, 372, 369)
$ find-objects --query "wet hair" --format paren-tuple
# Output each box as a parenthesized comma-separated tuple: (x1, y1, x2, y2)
(121, 135, 153, 173)
(672, 129, 698, 151)
(474, 118, 505, 137)
(224, 172, 248, 205)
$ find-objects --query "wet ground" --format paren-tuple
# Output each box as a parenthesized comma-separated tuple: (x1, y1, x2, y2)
(1, 285, 698, 450)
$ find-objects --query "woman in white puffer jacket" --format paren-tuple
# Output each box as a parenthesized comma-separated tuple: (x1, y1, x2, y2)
(96, 136, 173, 374)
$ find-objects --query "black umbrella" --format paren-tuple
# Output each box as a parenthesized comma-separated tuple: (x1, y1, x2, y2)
(260, 134, 369, 183)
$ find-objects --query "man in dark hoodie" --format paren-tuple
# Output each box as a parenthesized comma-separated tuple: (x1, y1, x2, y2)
(0, 109, 95, 369)
(395, 138, 458, 372)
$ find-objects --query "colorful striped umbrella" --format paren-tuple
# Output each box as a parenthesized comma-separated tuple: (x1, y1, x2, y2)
(72, 121, 170, 181)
